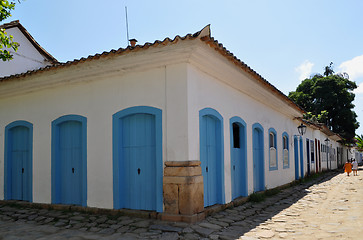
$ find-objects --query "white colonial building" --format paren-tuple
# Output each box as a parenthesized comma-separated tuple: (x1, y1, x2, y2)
(0, 22, 346, 222)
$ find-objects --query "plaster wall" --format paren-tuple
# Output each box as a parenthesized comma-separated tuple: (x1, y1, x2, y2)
(299, 127, 341, 174)
(186, 64, 302, 203)
(0, 63, 190, 208)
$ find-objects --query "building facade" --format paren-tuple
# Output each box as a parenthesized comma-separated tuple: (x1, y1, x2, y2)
(0, 23, 346, 222)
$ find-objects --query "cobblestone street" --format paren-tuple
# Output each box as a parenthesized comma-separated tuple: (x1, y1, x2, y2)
(0, 168, 362, 239)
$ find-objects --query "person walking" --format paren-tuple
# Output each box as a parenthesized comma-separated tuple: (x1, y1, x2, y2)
(352, 159, 358, 176)
(343, 160, 352, 176)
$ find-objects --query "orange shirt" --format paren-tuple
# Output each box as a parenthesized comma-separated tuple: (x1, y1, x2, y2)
(344, 162, 352, 173)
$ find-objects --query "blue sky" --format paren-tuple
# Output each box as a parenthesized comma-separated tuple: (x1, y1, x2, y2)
(5, 0, 363, 135)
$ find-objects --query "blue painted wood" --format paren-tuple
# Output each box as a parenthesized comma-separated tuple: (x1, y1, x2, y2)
(51, 115, 87, 206)
(300, 137, 304, 177)
(294, 136, 299, 180)
(306, 138, 310, 175)
(122, 113, 156, 210)
(230, 117, 247, 200)
(252, 123, 265, 192)
(206, 115, 217, 205)
(59, 121, 82, 205)
(4, 121, 33, 202)
(199, 108, 224, 207)
(11, 126, 27, 200)
(113, 106, 163, 212)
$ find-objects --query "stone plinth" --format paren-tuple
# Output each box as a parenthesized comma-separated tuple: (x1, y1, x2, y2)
(161, 161, 205, 223)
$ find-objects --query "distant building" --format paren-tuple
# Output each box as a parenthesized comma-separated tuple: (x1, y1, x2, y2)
(0, 22, 346, 222)
(0, 20, 57, 78)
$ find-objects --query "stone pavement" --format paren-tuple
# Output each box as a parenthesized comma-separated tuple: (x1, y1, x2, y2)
(0, 168, 362, 239)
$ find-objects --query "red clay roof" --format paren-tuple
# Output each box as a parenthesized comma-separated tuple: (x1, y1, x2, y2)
(1, 20, 58, 64)
(0, 24, 304, 113)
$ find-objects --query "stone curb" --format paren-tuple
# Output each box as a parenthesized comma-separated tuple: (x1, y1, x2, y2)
(0, 170, 339, 239)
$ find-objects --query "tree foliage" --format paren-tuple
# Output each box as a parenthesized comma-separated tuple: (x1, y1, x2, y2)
(303, 110, 329, 124)
(356, 134, 363, 151)
(0, 0, 19, 61)
(289, 63, 359, 142)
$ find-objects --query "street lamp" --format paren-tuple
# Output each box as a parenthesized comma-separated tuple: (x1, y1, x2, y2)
(325, 138, 330, 170)
(297, 123, 307, 136)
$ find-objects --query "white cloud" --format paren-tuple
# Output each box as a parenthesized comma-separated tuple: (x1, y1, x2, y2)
(354, 82, 363, 94)
(295, 60, 314, 81)
(339, 55, 363, 81)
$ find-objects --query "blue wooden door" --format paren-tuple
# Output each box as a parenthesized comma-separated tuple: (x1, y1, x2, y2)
(231, 122, 247, 199)
(306, 139, 310, 175)
(253, 127, 264, 192)
(299, 137, 304, 177)
(10, 126, 31, 201)
(121, 113, 156, 211)
(294, 137, 299, 180)
(59, 121, 83, 205)
(201, 115, 219, 207)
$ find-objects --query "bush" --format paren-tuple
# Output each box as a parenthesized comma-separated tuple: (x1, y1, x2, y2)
(265, 188, 280, 197)
(248, 192, 265, 202)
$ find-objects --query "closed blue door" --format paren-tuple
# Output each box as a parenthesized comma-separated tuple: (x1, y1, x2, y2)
(59, 121, 82, 205)
(52, 115, 87, 207)
(230, 119, 247, 200)
(294, 137, 299, 180)
(300, 137, 304, 178)
(202, 115, 218, 206)
(253, 124, 264, 192)
(8, 125, 32, 201)
(121, 113, 156, 211)
(306, 139, 310, 175)
(200, 109, 224, 207)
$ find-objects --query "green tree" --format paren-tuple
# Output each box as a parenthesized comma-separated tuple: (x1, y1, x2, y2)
(0, 0, 19, 61)
(289, 63, 359, 142)
(356, 134, 363, 151)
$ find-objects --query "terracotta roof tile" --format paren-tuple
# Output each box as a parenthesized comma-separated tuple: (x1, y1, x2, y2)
(0, 24, 304, 114)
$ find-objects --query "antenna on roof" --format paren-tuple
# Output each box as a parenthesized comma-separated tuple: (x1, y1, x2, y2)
(125, 6, 130, 46)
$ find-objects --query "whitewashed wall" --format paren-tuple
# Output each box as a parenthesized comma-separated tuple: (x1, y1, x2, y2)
(0, 63, 192, 208)
(186, 64, 303, 203)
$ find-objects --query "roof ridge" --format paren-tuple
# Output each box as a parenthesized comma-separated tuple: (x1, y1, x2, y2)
(0, 25, 210, 81)
(199, 36, 305, 113)
(0, 20, 19, 29)
(1, 20, 58, 64)
(0, 24, 304, 115)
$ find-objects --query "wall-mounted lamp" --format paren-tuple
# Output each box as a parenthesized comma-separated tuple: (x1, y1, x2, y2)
(297, 123, 307, 136)
(324, 138, 330, 144)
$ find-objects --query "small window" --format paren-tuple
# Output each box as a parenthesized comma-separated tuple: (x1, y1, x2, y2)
(269, 128, 278, 170)
(282, 133, 289, 168)
(269, 132, 275, 148)
(283, 136, 288, 150)
(232, 123, 240, 148)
